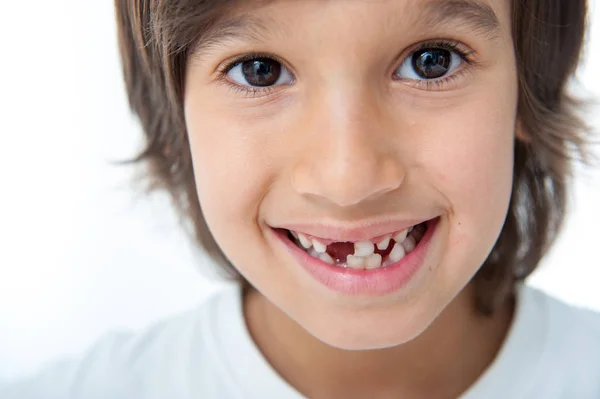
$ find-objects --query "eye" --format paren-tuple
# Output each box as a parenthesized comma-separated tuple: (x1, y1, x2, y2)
(227, 57, 294, 88)
(395, 47, 462, 81)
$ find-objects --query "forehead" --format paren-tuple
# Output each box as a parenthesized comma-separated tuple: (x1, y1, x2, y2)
(198, 0, 511, 48)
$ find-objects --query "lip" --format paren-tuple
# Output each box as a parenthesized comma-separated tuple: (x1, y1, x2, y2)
(271, 217, 439, 296)
(273, 218, 428, 244)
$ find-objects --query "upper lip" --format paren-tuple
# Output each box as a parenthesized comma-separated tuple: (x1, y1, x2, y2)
(274, 217, 436, 243)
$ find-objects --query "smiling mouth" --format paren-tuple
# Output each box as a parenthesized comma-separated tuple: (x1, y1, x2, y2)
(283, 222, 429, 270)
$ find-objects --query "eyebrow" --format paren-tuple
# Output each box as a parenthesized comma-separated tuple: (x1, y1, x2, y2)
(418, 0, 502, 40)
(191, 0, 502, 61)
(190, 14, 278, 62)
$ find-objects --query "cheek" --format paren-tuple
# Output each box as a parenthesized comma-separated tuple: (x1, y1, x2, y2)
(184, 96, 302, 292)
(415, 94, 516, 257)
(183, 93, 288, 259)
(436, 109, 514, 208)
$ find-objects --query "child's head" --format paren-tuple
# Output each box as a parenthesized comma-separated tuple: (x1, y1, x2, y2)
(116, 0, 589, 349)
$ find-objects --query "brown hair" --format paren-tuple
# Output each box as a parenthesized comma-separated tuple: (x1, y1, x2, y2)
(115, 0, 591, 314)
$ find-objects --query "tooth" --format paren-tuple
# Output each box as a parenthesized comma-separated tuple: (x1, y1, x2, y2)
(308, 247, 320, 258)
(388, 242, 406, 263)
(298, 233, 312, 249)
(354, 241, 375, 257)
(393, 229, 408, 243)
(376, 236, 391, 250)
(290, 230, 299, 240)
(402, 236, 417, 252)
(319, 252, 334, 265)
(365, 253, 382, 269)
(346, 255, 365, 269)
(312, 239, 327, 253)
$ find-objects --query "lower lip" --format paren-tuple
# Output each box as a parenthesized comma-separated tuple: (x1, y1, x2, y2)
(272, 218, 439, 296)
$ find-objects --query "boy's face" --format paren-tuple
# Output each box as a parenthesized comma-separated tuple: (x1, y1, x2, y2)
(184, 0, 517, 349)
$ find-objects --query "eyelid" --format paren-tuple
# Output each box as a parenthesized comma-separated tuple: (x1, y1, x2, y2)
(215, 52, 296, 98)
(391, 39, 478, 92)
(215, 40, 478, 97)
(410, 39, 474, 59)
(218, 52, 293, 75)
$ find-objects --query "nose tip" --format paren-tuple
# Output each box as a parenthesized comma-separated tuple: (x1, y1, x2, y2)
(291, 84, 407, 208)
(292, 156, 405, 207)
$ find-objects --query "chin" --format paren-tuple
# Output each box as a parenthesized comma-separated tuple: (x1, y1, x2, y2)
(313, 328, 426, 351)
(303, 310, 434, 351)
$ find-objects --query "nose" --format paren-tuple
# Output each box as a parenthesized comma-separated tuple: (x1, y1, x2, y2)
(291, 87, 406, 208)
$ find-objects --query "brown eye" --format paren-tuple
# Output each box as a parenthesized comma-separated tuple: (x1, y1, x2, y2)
(395, 46, 461, 81)
(227, 57, 294, 88)
(241, 58, 281, 86)
(411, 49, 452, 79)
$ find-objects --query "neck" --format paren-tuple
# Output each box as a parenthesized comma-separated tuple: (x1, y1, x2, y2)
(244, 283, 514, 399)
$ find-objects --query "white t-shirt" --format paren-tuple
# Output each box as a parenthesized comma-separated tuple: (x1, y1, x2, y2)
(3, 284, 600, 399)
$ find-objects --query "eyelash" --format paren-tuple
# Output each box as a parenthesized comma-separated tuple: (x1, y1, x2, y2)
(218, 52, 287, 97)
(217, 39, 476, 97)
(399, 40, 476, 91)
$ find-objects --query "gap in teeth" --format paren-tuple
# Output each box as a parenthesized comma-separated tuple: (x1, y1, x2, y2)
(291, 223, 427, 269)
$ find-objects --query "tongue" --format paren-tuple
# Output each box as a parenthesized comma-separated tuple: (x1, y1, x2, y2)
(326, 240, 395, 263)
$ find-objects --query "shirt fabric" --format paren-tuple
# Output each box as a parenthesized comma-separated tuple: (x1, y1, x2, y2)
(3, 284, 600, 399)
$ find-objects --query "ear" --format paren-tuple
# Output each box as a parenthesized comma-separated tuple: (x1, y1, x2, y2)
(515, 118, 531, 143)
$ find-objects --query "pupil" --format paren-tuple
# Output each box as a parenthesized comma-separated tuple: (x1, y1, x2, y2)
(242, 58, 281, 87)
(412, 49, 451, 79)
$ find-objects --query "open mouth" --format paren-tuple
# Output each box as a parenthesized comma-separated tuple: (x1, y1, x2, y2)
(282, 221, 429, 270)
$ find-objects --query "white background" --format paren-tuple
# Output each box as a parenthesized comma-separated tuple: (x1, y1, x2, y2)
(0, 0, 598, 382)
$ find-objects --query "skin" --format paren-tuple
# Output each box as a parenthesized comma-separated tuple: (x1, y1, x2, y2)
(184, 0, 518, 397)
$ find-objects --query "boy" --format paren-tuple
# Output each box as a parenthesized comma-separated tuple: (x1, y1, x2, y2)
(3, 0, 599, 398)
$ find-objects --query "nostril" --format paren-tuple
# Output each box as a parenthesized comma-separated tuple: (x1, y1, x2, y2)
(291, 159, 405, 208)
